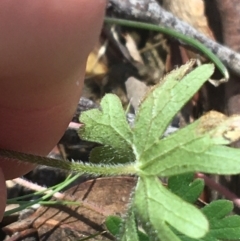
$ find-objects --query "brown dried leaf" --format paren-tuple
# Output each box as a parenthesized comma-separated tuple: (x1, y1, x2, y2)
(4, 177, 136, 241)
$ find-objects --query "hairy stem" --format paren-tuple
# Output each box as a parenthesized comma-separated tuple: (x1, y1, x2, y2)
(0, 149, 136, 176)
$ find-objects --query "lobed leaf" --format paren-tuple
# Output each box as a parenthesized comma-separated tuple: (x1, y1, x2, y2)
(79, 94, 134, 162)
(202, 200, 233, 221)
(201, 200, 240, 241)
(168, 173, 204, 203)
(77, 63, 240, 241)
(105, 216, 121, 236)
(137, 112, 240, 176)
(133, 176, 208, 240)
(105, 215, 149, 241)
(133, 62, 214, 159)
(178, 200, 240, 241)
(89, 146, 132, 164)
(118, 209, 139, 241)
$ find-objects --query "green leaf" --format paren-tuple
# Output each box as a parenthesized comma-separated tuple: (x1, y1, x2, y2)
(137, 112, 240, 176)
(105, 215, 149, 241)
(168, 173, 204, 203)
(89, 146, 131, 164)
(105, 216, 122, 236)
(201, 200, 240, 241)
(133, 176, 208, 240)
(118, 209, 140, 241)
(177, 200, 240, 241)
(79, 94, 134, 161)
(133, 62, 214, 158)
(202, 200, 233, 221)
(77, 64, 240, 241)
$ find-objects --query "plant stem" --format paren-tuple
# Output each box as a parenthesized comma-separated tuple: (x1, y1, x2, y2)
(104, 17, 228, 84)
(9, 176, 113, 216)
(196, 173, 240, 208)
(4, 173, 82, 216)
(107, 0, 240, 78)
(0, 149, 136, 176)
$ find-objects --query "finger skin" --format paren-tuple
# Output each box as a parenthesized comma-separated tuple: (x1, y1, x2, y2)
(0, 0, 106, 178)
(0, 168, 6, 219)
(0, 0, 106, 219)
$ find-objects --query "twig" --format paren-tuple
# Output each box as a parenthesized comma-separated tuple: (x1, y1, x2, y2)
(107, 0, 240, 76)
(12, 177, 66, 200)
(68, 122, 81, 130)
(196, 173, 240, 208)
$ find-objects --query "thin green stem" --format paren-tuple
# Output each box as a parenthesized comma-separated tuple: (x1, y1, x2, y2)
(104, 17, 229, 83)
(4, 173, 81, 216)
(7, 179, 67, 202)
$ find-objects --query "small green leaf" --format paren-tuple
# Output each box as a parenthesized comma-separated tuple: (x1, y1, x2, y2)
(105, 215, 149, 241)
(178, 200, 240, 241)
(201, 200, 240, 240)
(138, 230, 150, 241)
(118, 209, 139, 241)
(134, 176, 208, 240)
(133, 62, 214, 158)
(79, 94, 134, 161)
(76, 64, 240, 241)
(137, 112, 240, 176)
(89, 146, 131, 164)
(202, 200, 233, 221)
(142, 144, 240, 177)
(168, 173, 204, 203)
(105, 216, 122, 236)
